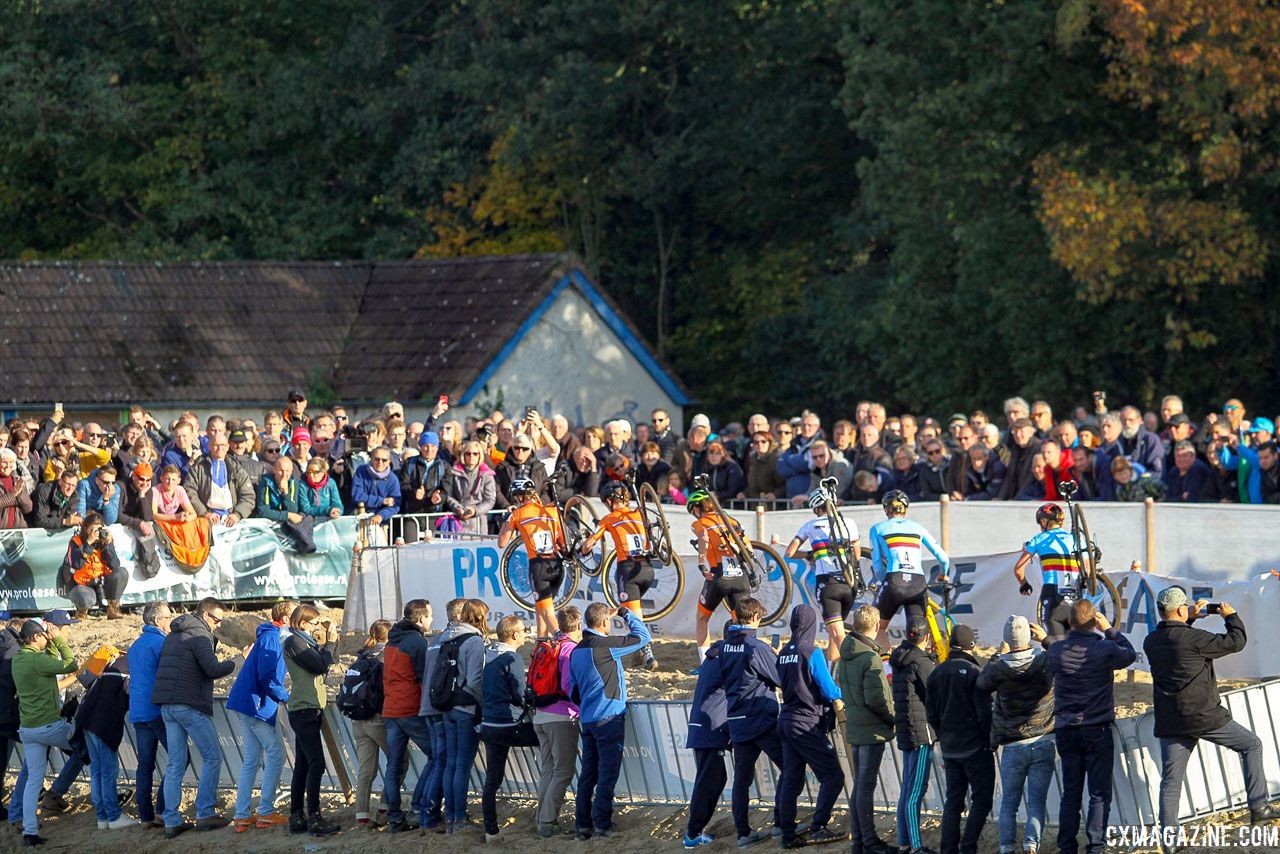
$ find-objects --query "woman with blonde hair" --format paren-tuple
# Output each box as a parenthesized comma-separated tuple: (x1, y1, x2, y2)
(438, 599, 489, 833)
(350, 619, 394, 829)
(438, 420, 463, 464)
(446, 440, 496, 534)
(283, 606, 340, 836)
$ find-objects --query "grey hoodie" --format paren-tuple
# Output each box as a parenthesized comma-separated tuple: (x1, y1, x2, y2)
(419, 621, 486, 716)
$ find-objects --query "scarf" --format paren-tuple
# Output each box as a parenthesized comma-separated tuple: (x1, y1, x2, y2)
(369, 463, 392, 480)
(307, 471, 330, 490)
(0, 475, 20, 528)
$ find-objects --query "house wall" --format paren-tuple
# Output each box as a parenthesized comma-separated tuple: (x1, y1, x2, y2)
(478, 287, 683, 433)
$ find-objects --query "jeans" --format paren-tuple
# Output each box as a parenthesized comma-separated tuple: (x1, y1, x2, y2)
(86, 732, 122, 823)
(533, 717, 579, 826)
(288, 709, 325, 816)
(576, 713, 626, 833)
(777, 725, 842, 839)
(424, 715, 447, 826)
(1055, 724, 1113, 854)
(479, 724, 526, 835)
(10, 755, 26, 830)
(731, 730, 784, 837)
(443, 708, 479, 822)
(132, 718, 167, 822)
(849, 742, 887, 848)
(897, 745, 933, 850)
(162, 704, 222, 827)
(233, 712, 286, 819)
(384, 714, 434, 824)
(50, 745, 85, 796)
(998, 738, 1055, 853)
(18, 719, 75, 836)
(940, 751, 995, 854)
(1159, 720, 1266, 829)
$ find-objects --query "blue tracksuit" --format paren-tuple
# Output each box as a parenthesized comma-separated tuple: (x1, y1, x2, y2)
(685, 642, 730, 839)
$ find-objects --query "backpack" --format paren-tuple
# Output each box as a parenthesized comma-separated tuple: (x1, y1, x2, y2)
(428, 634, 475, 712)
(526, 636, 568, 708)
(336, 650, 384, 720)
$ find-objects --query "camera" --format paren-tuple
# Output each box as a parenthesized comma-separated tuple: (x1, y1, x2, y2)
(477, 423, 494, 439)
(347, 420, 380, 453)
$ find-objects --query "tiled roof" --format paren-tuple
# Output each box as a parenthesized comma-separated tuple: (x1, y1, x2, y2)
(0, 254, 659, 406)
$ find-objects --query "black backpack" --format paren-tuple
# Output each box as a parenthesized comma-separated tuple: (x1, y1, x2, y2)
(336, 650, 384, 720)
(428, 634, 475, 712)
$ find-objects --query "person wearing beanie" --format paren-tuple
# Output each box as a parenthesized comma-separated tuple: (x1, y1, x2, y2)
(288, 426, 315, 472)
(889, 616, 935, 854)
(399, 430, 459, 522)
(977, 616, 1055, 854)
(925, 624, 993, 854)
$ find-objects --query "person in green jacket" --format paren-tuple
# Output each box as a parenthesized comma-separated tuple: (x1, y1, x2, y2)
(13, 618, 79, 845)
(282, 604, 338, 837)
(837, 604, 895, 854)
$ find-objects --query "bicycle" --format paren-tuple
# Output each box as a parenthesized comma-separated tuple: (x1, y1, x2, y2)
(497, 495, 601, 611)
(692, 474, 793, 625)
(817, 476, 865, 596)
(1060, 480, 1122, 623)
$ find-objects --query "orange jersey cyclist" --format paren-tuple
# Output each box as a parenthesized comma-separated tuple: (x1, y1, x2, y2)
(581, 480, 659, 669)
(688, 488, 752, 667)
(497, 478, 567, 639)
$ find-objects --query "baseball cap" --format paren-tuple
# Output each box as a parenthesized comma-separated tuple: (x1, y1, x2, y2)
(419, 431, 440, 447)
(287, 388, 307, 403)
(132, 461, 154, 479)
(1167, 413, 1191, 427)
(383, 401, 405, 418)
(690, 413, 711, 431)
(1248, 416, 1275, 435)
(1003, 615, 1031, 649)
(905, 616, 929, 640)
(1157, 586, 1188, 610)
(19, 620, 46, 642)
(229, 428, 251, 444)
(1010, 418, 1033, 430)
(949, 413, 968, 425)
(951, 624, 977, 650)
(43, 609, 80, 626)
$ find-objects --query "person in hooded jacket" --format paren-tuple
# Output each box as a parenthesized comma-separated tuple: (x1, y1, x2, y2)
(682, 620, 733, 849)
(976, 616, 1055, 854)
(925, 624, 993, 854)
(889, 617, 935, 854)
(226, 612, 291, 832)
(382, 598, 436, 834)
(712, 597, 784, 847)
(282, 605, 339, 837)
(838, 604, 895, 854)
(73, 651, 136, 829)
(439, 599, 489, 833)
(153, 597, 240, 838)
(775, 605, 846, 848)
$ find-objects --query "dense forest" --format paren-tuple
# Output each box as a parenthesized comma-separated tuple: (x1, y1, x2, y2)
(3, 0, 1277, 418)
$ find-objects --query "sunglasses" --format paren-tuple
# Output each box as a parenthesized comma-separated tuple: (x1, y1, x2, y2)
(372, 456, 391, 463)
(263, 447, 281, 454)
(512, 446, 532, 452)
(53, 441, 70, 447)
(462, 451, 481, 457)
(207, 614, 223, 626)
(926, 448, 944, 456)
(134, 475, 152, 482)
(289, 396, 306, 403)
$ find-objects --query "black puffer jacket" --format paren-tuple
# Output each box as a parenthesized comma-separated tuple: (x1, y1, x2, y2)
(151, 613, 235, 716)
(889, 641, 935, 751)
(924, 649, 991, 759)
(975, 648, 1054, 747)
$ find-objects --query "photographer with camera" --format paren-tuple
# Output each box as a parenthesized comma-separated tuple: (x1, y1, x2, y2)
(1145, 588, 1280, 835)
(64, 511, 128, 619)
(330, 419, 380, 509)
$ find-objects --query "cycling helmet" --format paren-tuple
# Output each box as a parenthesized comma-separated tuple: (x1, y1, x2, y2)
(510, 477, 537, 497)
(601, 480, 629, 503)
(882, 489, 910, 515)
(807, 488, 830, 510)
(1035, 502, 1064, 528)
(686, 488, 712, 514)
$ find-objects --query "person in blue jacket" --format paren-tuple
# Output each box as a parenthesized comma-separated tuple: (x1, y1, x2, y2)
(1217, 432, 1262, 504)
(568, 602, 651, 840)
(127, 600, 174, 826)
(682, 620, 733, 850)
(775, 604, 846, 848)
(74, 465, 122, 525)
(351, 449, 402, 529)
(226, 614, 291, 831)
(714, 596, 784, 847)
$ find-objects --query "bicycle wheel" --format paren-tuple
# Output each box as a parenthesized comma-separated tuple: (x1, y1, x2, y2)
(638, 483, 674, 564)
(1083, 572, 1122, 626)
(747, 540, 793, 627)
(498, 540, 580, 611)
(564, 496, 605, 577)
(599, 549, 686, 622)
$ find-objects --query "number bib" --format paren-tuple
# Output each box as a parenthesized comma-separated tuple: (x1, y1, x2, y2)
(626, 533, 646, 555)
(720, 556, 743, 578)
(532, 530, 555, 555)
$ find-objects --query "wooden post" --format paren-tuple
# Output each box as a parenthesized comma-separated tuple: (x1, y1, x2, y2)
(939, 494, 951, 553)
(1144, 497, 1156, 574)
(756, 504, 766, 542)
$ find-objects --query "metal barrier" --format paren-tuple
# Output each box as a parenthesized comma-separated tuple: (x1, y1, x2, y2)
(11, 681, 1280, 827)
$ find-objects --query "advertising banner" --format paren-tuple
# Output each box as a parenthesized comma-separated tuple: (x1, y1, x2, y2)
(0, 517, 355, 613)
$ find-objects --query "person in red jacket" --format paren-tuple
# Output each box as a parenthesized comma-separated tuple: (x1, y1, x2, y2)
(380, 599, 434, 834)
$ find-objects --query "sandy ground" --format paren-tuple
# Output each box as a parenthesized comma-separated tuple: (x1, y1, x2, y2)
(4, 606, 1272, 853)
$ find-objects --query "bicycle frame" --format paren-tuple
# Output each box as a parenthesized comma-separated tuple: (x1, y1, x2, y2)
(818, 476, 863, 595)
(691, 474, 757, 587)
(1061, 482, 1098, 597)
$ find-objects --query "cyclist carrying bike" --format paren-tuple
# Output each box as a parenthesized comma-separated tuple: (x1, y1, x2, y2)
(496, 477, 567, 640)
(580, 480, 659, 670)
(689, 488, 751, 666)
(1013, 502, 1081, 641)
(868, 490, 950, 649)
(784, 486, 860, 664)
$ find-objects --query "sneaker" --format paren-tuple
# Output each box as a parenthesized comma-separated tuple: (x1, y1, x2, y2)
(594, 827, 614, 838)
(289, 812, 308, 834)
(233, 818, 254, 833)
(196, 815, 230, 831)
(39, 792, 68, 813)
(308, 814, 341, 837)
(537, 822, 563, 839)
(255, 812, 289, 829)
(485, 832, 501, 842)
(164, 823, 194, 839)
(21, 834, 45, 847)
(386, 820, 415, 834)
(689, 666, 702, 676)
(97, 821, 109, 830)
(739, 830, 769, 848)
(684, 832, 715, 848)
(576, 827, 594, 841)
(107, 816, 139, 830)
(644, 655, 659, 670)
(805, 827, 849, 845)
